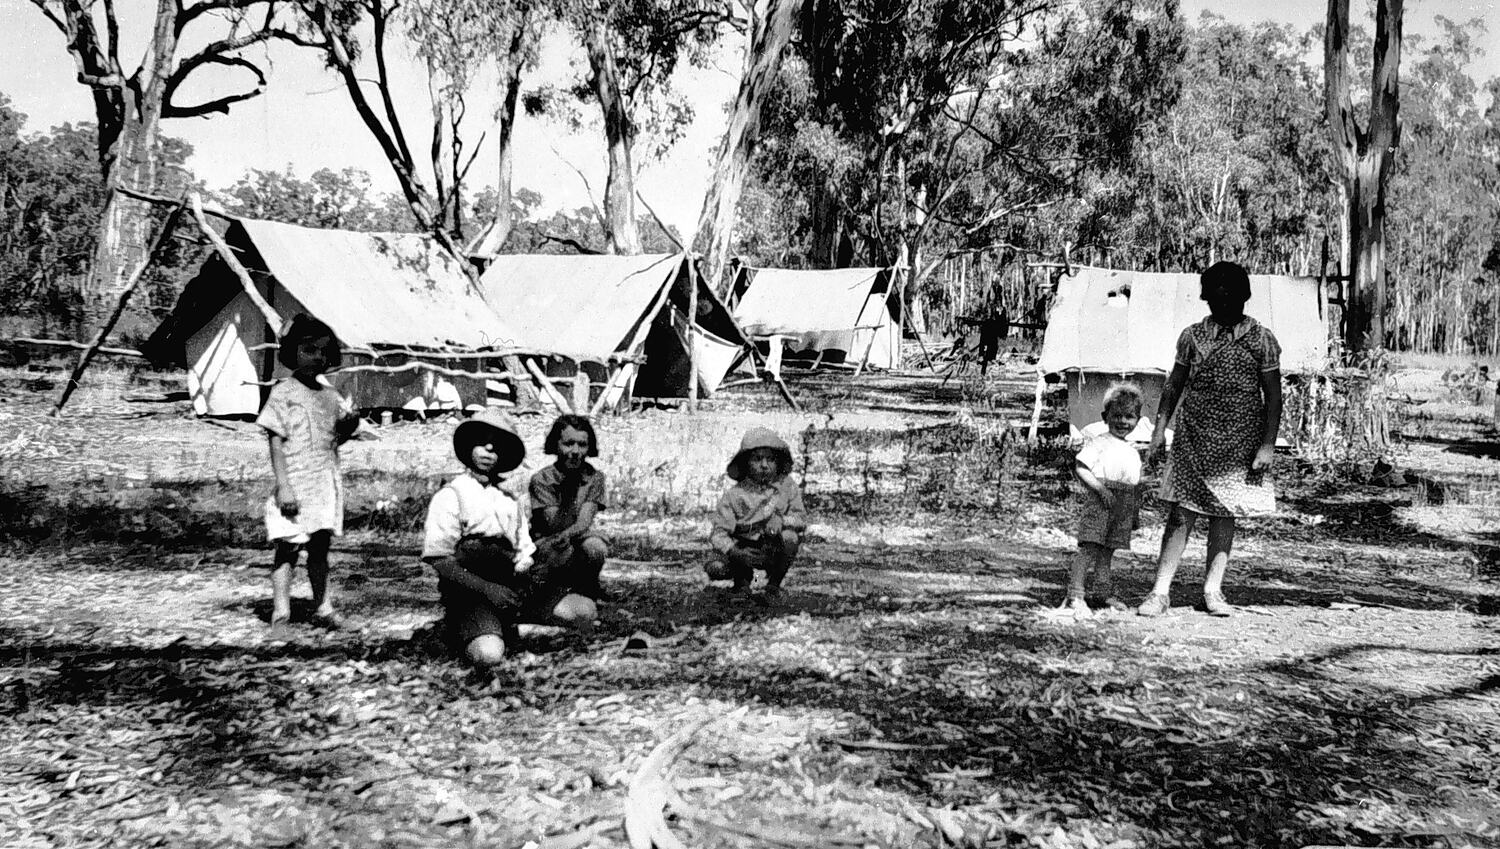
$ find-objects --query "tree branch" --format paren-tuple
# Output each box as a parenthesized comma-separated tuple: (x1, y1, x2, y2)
(371, 0, 418, 174)
(27, 0, 69, 34)
(1323, 0, 1362, 178)
(163, 54, 267, 117)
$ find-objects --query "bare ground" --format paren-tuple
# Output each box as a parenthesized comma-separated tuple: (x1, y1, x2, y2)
(1, 362, 1498, 849)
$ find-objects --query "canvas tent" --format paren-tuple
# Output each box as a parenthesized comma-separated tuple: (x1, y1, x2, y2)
(731, 266, 901, 371)
(1037, 266, 1328, 438)
(477, 253, 756, 403)
(145, 217, 524, 416)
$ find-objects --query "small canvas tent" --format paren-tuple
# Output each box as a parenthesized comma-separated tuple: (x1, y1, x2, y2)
(731, 266, 901, 371)
(145, 218, 523, 416)
(1037, 266, 1328, 438)
(477, 253, 755, 403)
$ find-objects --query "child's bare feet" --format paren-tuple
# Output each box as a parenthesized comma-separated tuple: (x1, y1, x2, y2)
(1063, 596, 1092, 618)
(268, 616, 293, 641)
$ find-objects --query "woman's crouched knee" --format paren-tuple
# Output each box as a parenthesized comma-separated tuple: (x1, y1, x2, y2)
(779, 529, 801, 554)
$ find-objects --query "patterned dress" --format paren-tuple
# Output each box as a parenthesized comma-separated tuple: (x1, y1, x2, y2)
(256, 376, 349, 542)
(1158, 316, 1281, 518)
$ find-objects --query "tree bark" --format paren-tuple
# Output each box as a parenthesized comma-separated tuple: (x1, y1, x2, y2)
(693, 0, 802, 291)
(468, 10, 530, 257)
(79, 0, 177, 329)
(1325, 0, 1403, 354)
(583, 14, 641, 255)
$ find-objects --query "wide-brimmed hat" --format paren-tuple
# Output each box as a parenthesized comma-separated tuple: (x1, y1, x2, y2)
(453, 408, 526, 473)
(726, 427, 793, 481)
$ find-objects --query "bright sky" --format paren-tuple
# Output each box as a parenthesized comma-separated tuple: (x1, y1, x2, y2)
(1, 0, 1496, 241)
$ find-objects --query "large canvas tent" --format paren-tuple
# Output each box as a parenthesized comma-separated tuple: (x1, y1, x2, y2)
(731, 266, 901, 371)
(1037, 266, 1328, 438)
(145, 218, 523, 416)
(477, 253, 755, 403)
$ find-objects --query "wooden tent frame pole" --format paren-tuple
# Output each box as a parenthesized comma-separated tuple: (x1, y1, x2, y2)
(191, 194, 283, 331)
(1027, 372, 1046, 443)
(897, 266, 938, 373)
(687, 254, 699, 412)
(53, 196, 190, 416)
(523, 357, 574, 413)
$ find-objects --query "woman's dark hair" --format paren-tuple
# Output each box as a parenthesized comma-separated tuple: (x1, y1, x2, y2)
(277, 314, 344, 369)
(1200, 261, 1252, 303)
(543, 414, 599, 457)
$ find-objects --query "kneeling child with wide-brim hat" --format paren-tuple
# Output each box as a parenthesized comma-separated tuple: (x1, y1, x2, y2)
(420, 409, 597, 668)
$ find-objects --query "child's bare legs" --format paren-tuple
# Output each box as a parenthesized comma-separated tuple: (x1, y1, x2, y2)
(304, 530, 337, 620)
(1067, 543, 1116, 612)
(716, 546, 758, 592)
(764, 530, 800, 595)
(270, 541, 298, 629)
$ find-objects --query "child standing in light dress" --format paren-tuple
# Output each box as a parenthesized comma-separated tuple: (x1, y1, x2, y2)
(1063, 383, 1144, 616)
(257, 315, 361, 639)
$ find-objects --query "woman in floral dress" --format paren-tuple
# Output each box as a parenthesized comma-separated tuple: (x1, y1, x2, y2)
(1138, 261, 1283, 618)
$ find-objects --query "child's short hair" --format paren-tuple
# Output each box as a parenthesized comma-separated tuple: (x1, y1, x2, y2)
(1102, 382, 1144, 417)
(277, 314, 343, 369)
(543, 414, 599, 457)
(1200, 261, 1252, 303)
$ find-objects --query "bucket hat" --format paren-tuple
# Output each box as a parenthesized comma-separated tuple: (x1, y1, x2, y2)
(726, 427, 793, 481)
(453, 408, 526, 473)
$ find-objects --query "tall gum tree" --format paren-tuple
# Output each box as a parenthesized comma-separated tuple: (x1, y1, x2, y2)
(1325, 0, 1404, 353)
(561, 0, 741, 254)
(693, 0, 803, 289)
(25, 0, 321, 331)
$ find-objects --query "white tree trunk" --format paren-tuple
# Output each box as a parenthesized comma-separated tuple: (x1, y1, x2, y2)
(693, 0, 802, 290)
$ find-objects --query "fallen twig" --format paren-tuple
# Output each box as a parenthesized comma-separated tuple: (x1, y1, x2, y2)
(833, 737, 951, 752)
(625, 717, 711, 849)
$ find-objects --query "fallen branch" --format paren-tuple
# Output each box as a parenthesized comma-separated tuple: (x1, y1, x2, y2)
(625, 717, 711, 849)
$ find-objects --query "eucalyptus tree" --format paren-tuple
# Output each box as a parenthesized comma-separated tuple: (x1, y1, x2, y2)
(554, 0, 742, 254)
(745, 0, 1183, 321)
(23, 0, 320, 328)
(1325, 0, 1404, 353)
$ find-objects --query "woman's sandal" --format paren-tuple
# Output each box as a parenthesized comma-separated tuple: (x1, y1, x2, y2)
(310, 610, 347, 630)
(1201, 591, 1234, 617)
(1136, 593, 1171, 617)
(268, 616, 293, 640)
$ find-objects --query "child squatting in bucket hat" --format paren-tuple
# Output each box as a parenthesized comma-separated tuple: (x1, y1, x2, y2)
(420, 409, 596, 668)
(706, 427, 807, 601)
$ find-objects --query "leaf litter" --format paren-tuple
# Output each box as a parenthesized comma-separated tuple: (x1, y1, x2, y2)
(1, 372, 1498, 848)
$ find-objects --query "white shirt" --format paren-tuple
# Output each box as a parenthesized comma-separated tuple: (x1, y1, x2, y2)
(1076, 432, 1142, 487)
(421, 473, 535, 571)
